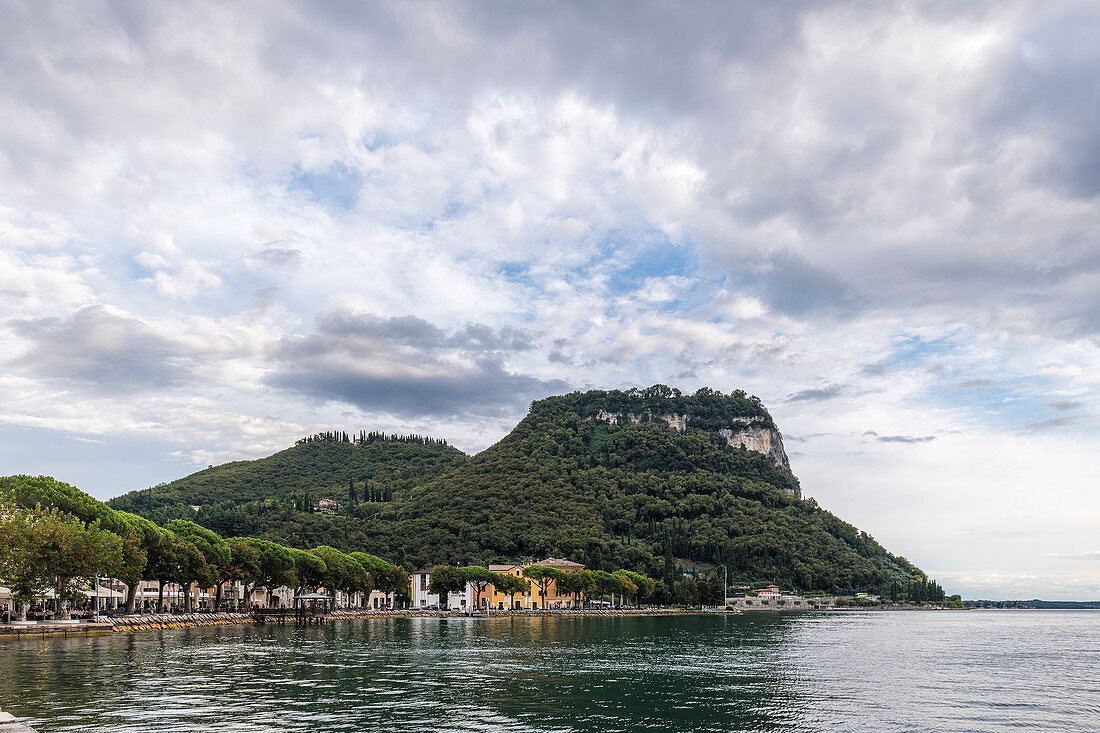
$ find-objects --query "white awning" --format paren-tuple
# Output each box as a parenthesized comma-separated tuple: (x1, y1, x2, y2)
(0, 585, 127, 600)
(78, 586, 128, 600)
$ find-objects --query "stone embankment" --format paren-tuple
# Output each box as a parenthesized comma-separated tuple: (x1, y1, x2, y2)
(725, 596, 835, 611)
(0, 709, 37, 733)
(107, 612, 252, 631)
(0, 612, 251, 636)
(2, 607, 748, 639)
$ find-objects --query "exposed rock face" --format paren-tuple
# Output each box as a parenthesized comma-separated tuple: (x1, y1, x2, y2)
(594, 410, 798, 498)
(717, 423, 792, 475)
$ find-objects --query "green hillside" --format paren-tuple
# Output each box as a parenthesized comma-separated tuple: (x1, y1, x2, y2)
(110, 435, 467, 537)
(111, 387, 927, 594)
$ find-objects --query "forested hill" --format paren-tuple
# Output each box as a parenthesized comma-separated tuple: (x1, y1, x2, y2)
(362, 389, 920, 593)
(110, 433, 467, 519)
(110, 387, 928, 595)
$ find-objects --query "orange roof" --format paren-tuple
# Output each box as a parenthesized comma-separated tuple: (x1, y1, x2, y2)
(536, 558, 585, 570)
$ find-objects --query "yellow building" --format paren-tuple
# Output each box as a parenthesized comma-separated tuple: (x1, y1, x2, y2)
(484, 558, 586, 609)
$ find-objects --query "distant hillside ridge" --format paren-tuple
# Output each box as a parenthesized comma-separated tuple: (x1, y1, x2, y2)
(110, 386, 926, 595)
(110, 434, 467, 517)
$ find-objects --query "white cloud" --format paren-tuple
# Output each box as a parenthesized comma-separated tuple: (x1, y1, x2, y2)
(140, 259, 223, 300)
(1, 0, 1099, 596)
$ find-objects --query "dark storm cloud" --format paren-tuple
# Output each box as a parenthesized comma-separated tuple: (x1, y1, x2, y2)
(269, 358, 567, 419)
(266, 310, 562, 418)
(728, 252, 862, 318)
(284, 311, 535, 354)
(274, 0, 830, 117)
(983, 3, 1100, 199)
(785, 384, 845, 403)
(11, 306, 195, 392)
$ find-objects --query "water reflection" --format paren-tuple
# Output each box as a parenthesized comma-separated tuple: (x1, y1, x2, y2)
(1, 612, 1097, 732)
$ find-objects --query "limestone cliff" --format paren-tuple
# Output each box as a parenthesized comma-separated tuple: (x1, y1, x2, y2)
(594, 410, 798, 497)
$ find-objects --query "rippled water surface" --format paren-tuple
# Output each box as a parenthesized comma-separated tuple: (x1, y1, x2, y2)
(2, 611, 1098, 732)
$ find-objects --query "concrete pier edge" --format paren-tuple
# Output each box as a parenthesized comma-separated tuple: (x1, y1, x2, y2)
(0, 709, 37, 733)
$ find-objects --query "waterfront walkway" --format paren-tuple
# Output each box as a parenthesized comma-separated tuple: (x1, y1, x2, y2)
(2, 607, 749, 636)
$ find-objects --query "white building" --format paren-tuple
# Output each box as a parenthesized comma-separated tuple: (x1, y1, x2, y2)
(409, 569, 468, 609)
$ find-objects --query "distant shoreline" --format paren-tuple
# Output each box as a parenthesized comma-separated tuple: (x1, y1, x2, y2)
(0, 605, 988, 639)
(1, 608, 742, 637)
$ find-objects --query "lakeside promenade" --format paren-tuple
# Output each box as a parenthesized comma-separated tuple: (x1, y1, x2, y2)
(1, 607, 745, 637)
(1, 603, 959, 639)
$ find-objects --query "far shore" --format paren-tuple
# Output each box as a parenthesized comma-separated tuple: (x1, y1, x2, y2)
(0, 603, 974, 639)
(0, 607, 740, 637)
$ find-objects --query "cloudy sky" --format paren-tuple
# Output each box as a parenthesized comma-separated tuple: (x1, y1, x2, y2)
(2, 1, 1099, 599)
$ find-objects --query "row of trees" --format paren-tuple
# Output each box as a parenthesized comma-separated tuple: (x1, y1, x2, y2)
(0, 476, 407, 622)
(296, 431, 449, 447)
(887, 577, 947, 604)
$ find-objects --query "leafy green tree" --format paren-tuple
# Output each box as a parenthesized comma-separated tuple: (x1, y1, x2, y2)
(217, 539, 260, 611)
(0, 504, 77, 621)
(557, 569, 596, 606)
(522, 565, 565, 608)
(460, 566, 501, 611)
(611, 571, 639, 607)
(673, 579, 698, 606)
(700, 573, 725, 606)
(237, 538, 294, 609)
(493, 573, 530, 608)
(114, 525, 147, 614)
(166, 520, 230, 612)
(616, 570, 655, 605)
(662, 546, 677, 588)
(589, 570, 625, 605)
(428, 565, 464, 609)
(343, 556, 372, 600)
(651, 579, 672, 606)
(2, 475, 129, 535)
(349, 552, 404, 604)
(41, 513, 123, 619)
(147, 532, 206, 612)
(291, 548, 328, 594)
(311, 545, 370, 605)
(115, 511, 170, 614)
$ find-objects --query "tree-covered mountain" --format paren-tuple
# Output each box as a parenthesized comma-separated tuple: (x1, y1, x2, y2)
(113, 432, 466, 514)
(110, 387, 927, 594)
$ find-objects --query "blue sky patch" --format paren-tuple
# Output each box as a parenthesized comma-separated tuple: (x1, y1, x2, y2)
(289, 162, 363, 211)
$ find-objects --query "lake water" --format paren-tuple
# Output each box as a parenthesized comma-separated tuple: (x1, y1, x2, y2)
(1, 611, 1097, 732)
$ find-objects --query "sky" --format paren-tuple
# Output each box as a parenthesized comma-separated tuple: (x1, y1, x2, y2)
(1, 0, 1098, 600)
